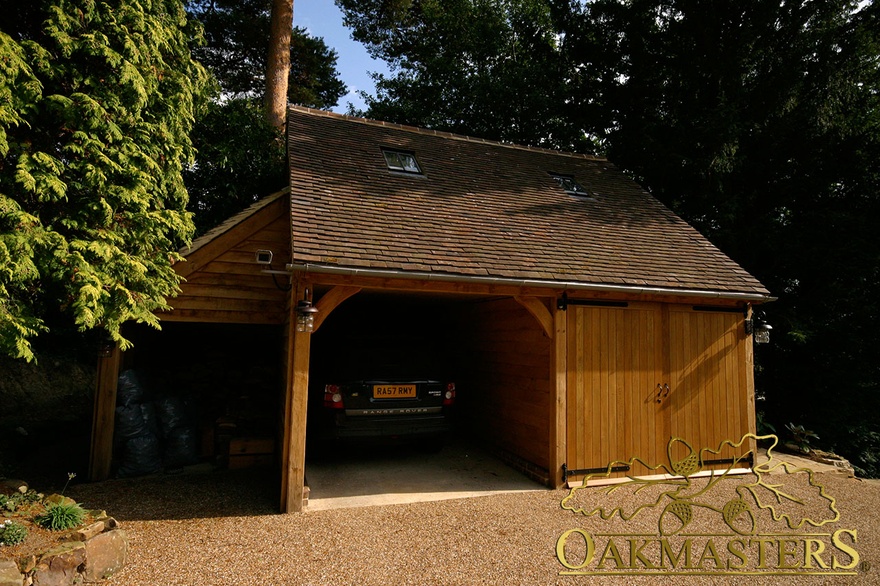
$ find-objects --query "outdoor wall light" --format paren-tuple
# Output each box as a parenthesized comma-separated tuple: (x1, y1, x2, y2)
(754, 322, 772, 344)
(255, 249, 274, 265)
(745, 315, 772, 344)
(295, 289, 318, 333)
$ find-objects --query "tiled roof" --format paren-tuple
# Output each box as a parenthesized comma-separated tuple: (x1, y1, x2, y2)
(287, 106, 769, 297)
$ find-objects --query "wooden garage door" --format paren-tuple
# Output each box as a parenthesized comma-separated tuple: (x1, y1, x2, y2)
(566, 303, 667, 477)
(667, 307, 752, 465)
(566, 303, 753, 479)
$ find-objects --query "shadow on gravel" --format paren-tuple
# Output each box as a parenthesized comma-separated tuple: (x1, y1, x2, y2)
(66, 466, 279, 521)
(64, 436, 545, 519)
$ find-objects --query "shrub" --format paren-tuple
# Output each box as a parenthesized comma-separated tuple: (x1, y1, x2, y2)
(0, 520, 28, 546)
(35, 502, 86, 531)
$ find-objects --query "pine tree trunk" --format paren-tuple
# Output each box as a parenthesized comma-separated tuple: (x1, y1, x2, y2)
(265, 0, 293, 130)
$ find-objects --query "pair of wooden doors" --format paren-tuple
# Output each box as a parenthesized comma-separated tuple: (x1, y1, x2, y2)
(565, 302, 755, 478)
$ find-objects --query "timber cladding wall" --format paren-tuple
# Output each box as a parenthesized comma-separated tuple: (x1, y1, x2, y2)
(457, 298, 552, 471)
(165, 200, 291, 325)
(565, 302, 754, 478)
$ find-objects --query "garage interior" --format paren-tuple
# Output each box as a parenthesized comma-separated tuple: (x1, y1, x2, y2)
(308, 291, 551, 475)
(107, 290, 552, 505)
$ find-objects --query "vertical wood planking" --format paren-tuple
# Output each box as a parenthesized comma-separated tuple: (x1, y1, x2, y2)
(565, 301, 755, 482)
(668, 307, 751, 466)
(461, 298, 552, 470)
(567, 304, 665, 476)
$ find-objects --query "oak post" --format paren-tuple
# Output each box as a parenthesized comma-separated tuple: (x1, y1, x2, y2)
(281, 282, 311, 512)
(89, 342, 121, 481)
(550, 304, 568, 488)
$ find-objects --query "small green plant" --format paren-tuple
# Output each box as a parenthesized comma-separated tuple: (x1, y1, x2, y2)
(785, 422, 819, 454)
(61, 472, 77, 496)
(756, 411, 776, 435)
(0, 489, 42, 513)
(0, 519, 28, 546)
(35, 502, 86, 531)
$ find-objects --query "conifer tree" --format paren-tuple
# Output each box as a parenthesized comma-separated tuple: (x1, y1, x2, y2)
(0, 0, 210, 361)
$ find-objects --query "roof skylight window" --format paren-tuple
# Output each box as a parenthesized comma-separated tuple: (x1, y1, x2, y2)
(550, 172, 593, 199)
(382, 149, 422, 174)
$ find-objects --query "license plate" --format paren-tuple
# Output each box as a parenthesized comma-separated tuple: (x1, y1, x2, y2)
(373, 384, 417, 399)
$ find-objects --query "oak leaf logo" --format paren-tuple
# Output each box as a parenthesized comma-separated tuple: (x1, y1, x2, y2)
(560, 434, 840, 535)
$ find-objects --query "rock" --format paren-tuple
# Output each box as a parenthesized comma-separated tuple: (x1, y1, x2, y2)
(100, 517, 118, 530)
(0, 559, 23, 586)
(808, 449, 856, 477)
(42, 495, 77, 508)
(73, 521, 105, 541)
(32, 542, 85, 586)
(0, 479, 28, 495)
(82, 530, 128, 583)
(17, 555, 36, 574)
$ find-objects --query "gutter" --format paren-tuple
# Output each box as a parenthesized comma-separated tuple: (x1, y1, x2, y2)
(286, 263, 776, 303)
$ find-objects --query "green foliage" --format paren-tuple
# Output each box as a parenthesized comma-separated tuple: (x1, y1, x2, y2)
(785, 423, 819, 454)
(0, 519, 28, 546)
(186, 0, 346, 108)
(184, 99, 286, 235)
(0, 0, 212, 360)
(35, 501, 86, 531)
(182, 0, 339, 233)
(756, 411, 776, 436)
(846, 423, 880, 479)
(338, 0, 585, 149)
(0, 489, 42, 513)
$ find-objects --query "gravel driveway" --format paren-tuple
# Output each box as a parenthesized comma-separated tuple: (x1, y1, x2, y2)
(66, 462, 879, 586)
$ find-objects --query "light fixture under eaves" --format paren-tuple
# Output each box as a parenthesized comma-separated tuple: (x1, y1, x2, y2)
(255, 249, 274, 265)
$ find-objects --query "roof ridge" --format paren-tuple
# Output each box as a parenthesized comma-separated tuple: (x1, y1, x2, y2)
(287, 104, 606, 162)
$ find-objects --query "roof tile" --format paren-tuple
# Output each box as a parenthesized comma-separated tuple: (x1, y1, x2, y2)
(286, 106, 769, 297)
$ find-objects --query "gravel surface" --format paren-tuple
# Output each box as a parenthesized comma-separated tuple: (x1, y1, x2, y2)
(65, 466, 879, 586)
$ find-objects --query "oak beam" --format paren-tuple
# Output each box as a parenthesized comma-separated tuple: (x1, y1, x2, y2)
(514, 296, 554, 339)
(312, 286, 362, 332)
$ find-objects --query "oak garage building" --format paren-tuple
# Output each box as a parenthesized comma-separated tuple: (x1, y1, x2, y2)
(90, 106, 772, 512)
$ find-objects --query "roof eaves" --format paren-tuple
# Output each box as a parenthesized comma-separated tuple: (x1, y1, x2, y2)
(287, 262, 775, 303)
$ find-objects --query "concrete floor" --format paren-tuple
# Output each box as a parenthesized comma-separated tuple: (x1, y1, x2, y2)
(304, 437, 546, 511)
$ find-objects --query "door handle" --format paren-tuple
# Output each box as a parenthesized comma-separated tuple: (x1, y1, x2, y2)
(656, 383, 670, 403)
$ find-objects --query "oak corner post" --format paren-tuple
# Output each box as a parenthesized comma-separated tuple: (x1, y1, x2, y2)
(89, 342, 121, 482)
(550, 304, 567, 488)
(281, 282, 312, 513)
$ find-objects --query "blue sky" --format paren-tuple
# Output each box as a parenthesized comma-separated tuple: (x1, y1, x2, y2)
(294, 0, 390, 113)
